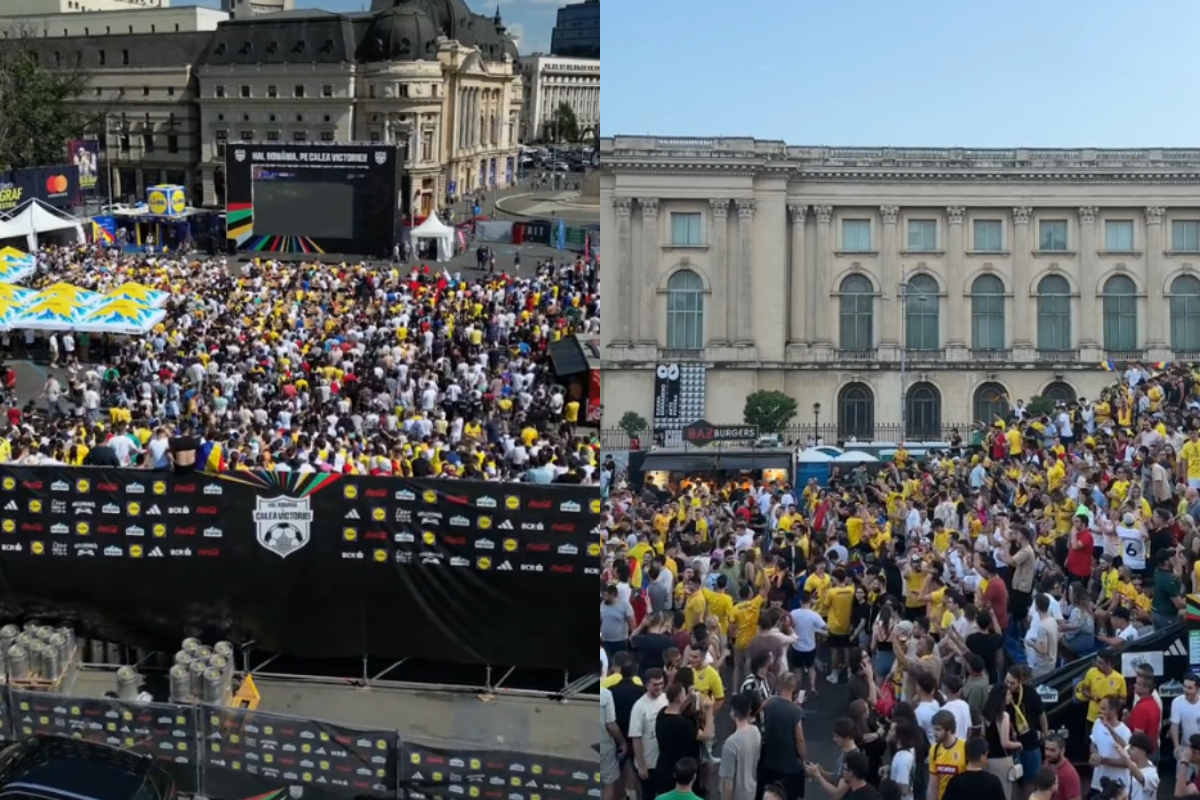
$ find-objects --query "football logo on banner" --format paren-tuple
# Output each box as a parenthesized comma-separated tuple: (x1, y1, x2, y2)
(253, 495, 314, 559)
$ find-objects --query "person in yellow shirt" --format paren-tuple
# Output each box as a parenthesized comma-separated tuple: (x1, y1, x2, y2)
(824, 568, 856, 684)
(927, 710, 968, 800)
(803, 559, 832, 617)
(687, 646, 726, 709)
(704, 576, 735, 636)
(728, 584, 765, 688)
(1183, 429, 1200, 489)
(1075, 650, 1127, 723)
(682, 576, 708, 632)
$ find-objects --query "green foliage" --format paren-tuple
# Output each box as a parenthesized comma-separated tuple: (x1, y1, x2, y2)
(1025, 395, 1056, 417)
(743, 390, 798, 434)
(618, 411, 649, 438)
(542, 102, 580, 144)
(0, 29, 101, 172)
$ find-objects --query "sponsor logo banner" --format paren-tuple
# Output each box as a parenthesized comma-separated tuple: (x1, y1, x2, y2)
(400, 741, 600, 800)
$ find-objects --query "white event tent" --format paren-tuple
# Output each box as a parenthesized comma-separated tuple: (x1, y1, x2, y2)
(409, 214, 455, 263)
(0, 199, 85, 251)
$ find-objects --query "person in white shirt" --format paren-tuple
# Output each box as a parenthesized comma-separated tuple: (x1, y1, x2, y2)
(940, 675, 973, 746)
(1122, 731, 1159, 800)
(1090, 697, 1131, 791)
(788, 593, 826, 696)
(628, 670, 669, 791)
(1170, 675, 1200, 755)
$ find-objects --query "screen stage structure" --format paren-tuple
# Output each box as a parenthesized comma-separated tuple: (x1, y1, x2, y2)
(225, 142, 405, 258)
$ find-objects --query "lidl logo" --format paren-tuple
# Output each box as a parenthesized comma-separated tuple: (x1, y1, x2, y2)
(343, 528, 357, 542)
(343, 485, 358, 500)
(127, 502, 140, 516)
(2, 520, 13, 533)
(130, 545, 143, 558)
(590, 499, 602, 514)
(373, 549, 386, 562)
(505, 496, 520, 510)
(2, 477, 14, 491)
(423, 532, 436, 545)
(153, 524, 166, 538)
(152, 482, 166, 495)
(28, 500, 41, 513)
(423, 490, 437, 504)
(76, 479, 89, 493)
(503, 538, 517, 552)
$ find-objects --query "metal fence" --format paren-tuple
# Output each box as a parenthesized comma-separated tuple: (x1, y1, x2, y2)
(596, 423, 977, 451)
(1, 685, 597, 800)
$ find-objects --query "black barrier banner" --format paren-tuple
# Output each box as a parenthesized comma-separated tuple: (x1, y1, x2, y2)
(400, 741, 600, 800)
(202, 705, 395, 799)
(8, 688, 199, 794)
(0, 469, 599, 671)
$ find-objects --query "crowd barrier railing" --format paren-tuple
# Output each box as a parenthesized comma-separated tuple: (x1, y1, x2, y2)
(0, 685, 599, 800)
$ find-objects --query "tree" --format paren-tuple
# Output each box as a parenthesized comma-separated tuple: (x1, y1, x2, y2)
(618, 411, 648, 439)
(743, 390, 798, 434)
(543, 101, 580, 144)
(1025, 395, 1056, 417)
(0, 26, 104, 172)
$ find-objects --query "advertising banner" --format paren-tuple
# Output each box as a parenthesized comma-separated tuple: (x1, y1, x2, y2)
(202, 706, 396, 800)
(399, 740, 600, 800)
(0, 469, 599, 672)
(519, 221, 553, 246)
(67, 140, 101, 195)
(8, 689, 200, 794)
(11, 165, 80, 210)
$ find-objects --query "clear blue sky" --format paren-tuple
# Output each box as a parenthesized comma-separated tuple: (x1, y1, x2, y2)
(603, 0, 1200, 147)
(181, 0, 561, 54)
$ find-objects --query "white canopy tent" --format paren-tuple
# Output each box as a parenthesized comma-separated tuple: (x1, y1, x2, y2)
(0, 199, 85, 251)
(410, 214, 455, 262)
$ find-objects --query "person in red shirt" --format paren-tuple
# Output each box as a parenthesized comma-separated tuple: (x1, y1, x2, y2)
(1044, 733, 1081, 800)
(979, 554, 1009, 630)
(1065, 515, 1094, 582)
(1126, 675, 1162, 752)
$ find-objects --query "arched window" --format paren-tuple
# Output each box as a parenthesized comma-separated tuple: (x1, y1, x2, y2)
(1036, 274, 1072, 351)
(973, 382, 1009, 425)
(1042, 381, 1077, 405)
(838, 274, 874, 351)
(837, 382, 875, 441)
(665, 270, 704, 350)
(905, 382, 941, 441)
(1170, 274, 1200, 352)
(970, 274, 1006, 351)
(905, 274, 940, 351)
(1102, 274, 1138, 351)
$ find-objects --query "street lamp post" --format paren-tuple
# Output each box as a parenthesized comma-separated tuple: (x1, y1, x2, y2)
(813, 402, 821, 443)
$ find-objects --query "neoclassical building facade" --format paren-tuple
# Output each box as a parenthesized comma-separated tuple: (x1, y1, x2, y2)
(599, 136, 1200, 438)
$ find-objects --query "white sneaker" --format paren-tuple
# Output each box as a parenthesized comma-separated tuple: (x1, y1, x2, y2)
(827, 672, 839, 684)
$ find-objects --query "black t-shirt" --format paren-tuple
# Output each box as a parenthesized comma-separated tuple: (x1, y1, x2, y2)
(966, 632, 1004, 683)
(168, 436, 200, 473)
(1008, 687, 1044, 750)
(758, 697, 804, 774)
(631, 633, 672, 673)
(845, 784, 879, 800)
(655, 712, 701, 778)
(941, 770, 1008, 800)
(608, 677, 642, 737)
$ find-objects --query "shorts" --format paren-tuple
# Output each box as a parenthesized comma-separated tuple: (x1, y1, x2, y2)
(827, 633, 851, 649)
(788, 648, 816, 671)
(599, 747, 620, 785)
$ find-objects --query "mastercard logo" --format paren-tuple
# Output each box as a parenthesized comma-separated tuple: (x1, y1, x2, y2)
(45, 175, 69, 194)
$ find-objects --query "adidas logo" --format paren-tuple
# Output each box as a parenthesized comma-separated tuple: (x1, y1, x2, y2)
(1166, 640, 1187, 657)
(498, 519, 513, 530)
(146, 505, 161, 515)
(497, 561, 513, 571)
(345, 509, 360, 519)
(3, 500, 15, 511)
(148, 547, 164, 557)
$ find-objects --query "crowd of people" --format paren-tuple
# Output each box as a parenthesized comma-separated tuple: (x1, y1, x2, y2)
(599, 361, 1200, 800)
(0, 242, 605, 482)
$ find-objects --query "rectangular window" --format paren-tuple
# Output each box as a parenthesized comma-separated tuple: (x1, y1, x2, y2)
(266, 131, 279, 142)
(167, 134, 178, 154)
(97, 49, 106, 65)
(842, 219, 871, 251)
(240, 131, 253, 141)
(1174, 221, 1200, 252)
(670, 212, 703, 247)
(119, 133, 130, 153)
(292, 130, 306, 142)
(240, 85, 251, 98)
(421, 129, 433, 162)
(142, 86, 149, 97)
(973, 219, 1003, 251)
(121, 48, 129, 65)
(322, 84, 333, 98)
(907, 219, 937, 251)
(293, 84, 305, 98)
(213, 131, 227, 157)
(141, 134, 154, 153)
(1105, 220, 1134, 251)
(369, 130, 381, 142)
(267, 85, 277, 98)
(214, 85, 226, 98)
(1039, 220, 1068, 251)
(320, 131, 335, 142)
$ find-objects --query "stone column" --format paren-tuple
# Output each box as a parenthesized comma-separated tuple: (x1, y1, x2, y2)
(946, 207, 966, 350)
(710, 199, 730, 344)
(1146, 206, 1168, 351)
(612, 197, 634, 345)
(812, 205, 833, 349)
(787, 204, 808, 344)
(1077, 207, 1099, 349)
(1012, 207, 1034, 348)
(880, 205, 900, 347)
(637, 198, 659, 344)
(734, 199, 756, 344)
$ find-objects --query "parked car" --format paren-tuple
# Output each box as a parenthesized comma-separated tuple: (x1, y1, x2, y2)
(0, 735, 177, 800)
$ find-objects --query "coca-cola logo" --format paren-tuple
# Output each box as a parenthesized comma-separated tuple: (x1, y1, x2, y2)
(528, 500, 552, 510)
(443, 536, 467, 546)
(198, 548, 219, 557)
(365, 488, 387, 498)
(22, 481, 42, 490)
(445, 495, 469, 505)
(176, 527, 196, 536)
(97, 483, 119, 492)
(364, 531, 386, 541)
(96, 525, 118, 534)
(175, 484, 196, 493)
(197, 506, 218, 514)
(551, 523, 576, 533)
(526, 542, 550, 552)
(550, 564, 575, 574)
(20, 523, 42, 532)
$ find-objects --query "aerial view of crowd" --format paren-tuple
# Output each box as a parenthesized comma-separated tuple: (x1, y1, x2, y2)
(0, 243, 605, 483)
(600, 362, 1200, 800)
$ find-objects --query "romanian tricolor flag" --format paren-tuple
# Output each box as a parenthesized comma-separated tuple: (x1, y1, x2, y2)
(199, 441, 226, 473)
